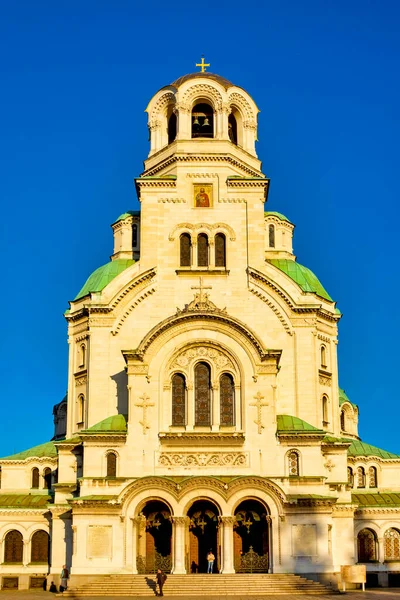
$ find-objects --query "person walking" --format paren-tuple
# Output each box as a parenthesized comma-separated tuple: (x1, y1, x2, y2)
(156, 568, 167, 596)
(59, 565, 69, 592)
(206, 550, 215, 573)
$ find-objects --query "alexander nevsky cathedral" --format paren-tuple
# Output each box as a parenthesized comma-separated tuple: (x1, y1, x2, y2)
(1, 64, 400, 594)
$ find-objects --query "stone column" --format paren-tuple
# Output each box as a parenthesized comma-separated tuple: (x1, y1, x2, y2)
(23, 539, 29, 566)
(378, 537, 385, 563)
(220, 517, 235, 573)
(130, 516, 144, 574)
(186, 382, 194, 430)
(49, 508, 70, 576)
(172, 517, 187, 574)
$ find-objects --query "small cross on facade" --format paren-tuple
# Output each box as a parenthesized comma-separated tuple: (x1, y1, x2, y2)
(191, 276, 212, 304)
(196, 56, 210, 73)
(250, 391, 269, 434)
(134, 393, 155, 435)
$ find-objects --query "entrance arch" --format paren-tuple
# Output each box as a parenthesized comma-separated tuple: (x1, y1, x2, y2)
(137, 500, 172, 573)
(188, 500, 220, 573)
(234, 499, 270, 572)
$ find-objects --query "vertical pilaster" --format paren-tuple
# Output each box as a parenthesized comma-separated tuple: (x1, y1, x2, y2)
(172, 517, 187, 574)
(220, 517, 235, 573)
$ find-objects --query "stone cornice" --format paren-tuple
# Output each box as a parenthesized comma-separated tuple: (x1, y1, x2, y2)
(0, 508, 51, 516)
(158, 431, 245, 446)
(0, 457, 58, 466)
(79, 433, 127, 443)
(141, 154, 261, 178)
(355, 507, 400, 516)
(348, 456, 400, 465)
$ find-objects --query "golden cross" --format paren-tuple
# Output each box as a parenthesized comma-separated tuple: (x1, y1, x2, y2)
(250, 392, 269, 434)
(191, 276, 212, 303)
(134, 393, 155, 435)
(196, 56, 210, 73)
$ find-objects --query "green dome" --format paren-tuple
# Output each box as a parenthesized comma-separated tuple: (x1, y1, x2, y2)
(264, 211, 291, 223)
(1, 441, 57, 461)
(347, 439, 400, 460)
(114, 210, 140, 223)
(268, 259, 333, 302)
(82, 414, 127, 433)
(74, 259, 135, 301)
(339, 388, 358, 408)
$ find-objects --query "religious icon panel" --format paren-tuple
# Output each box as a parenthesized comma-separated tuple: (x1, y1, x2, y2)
(194, 184, 213, 208)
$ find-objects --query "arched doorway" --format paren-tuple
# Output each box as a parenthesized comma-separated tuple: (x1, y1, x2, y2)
(137, 501, 172, 573)
(234, 499, 269, 572)
(188, 500, 220, 573)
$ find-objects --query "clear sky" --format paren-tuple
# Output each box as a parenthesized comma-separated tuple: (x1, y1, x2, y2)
(0, 0, 399, 457)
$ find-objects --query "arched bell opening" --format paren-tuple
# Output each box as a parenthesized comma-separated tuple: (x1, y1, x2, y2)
(137, 500, 172, 574)
(229, 107, 243, 147)
(192, 103, 214, 138)
(188, 499, 220, 573)
(228, 113, 238, 145)
(234, 499, 270, 573)
(167, 111, 177, 145)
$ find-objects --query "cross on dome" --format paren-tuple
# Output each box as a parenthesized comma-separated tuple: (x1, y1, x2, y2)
(195, 56, 210, 73)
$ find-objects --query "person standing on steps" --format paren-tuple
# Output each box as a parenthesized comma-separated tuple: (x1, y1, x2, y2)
(206, 549, 215, 573)
(59, 565, 69, 592)
(156, 568, 167, 596)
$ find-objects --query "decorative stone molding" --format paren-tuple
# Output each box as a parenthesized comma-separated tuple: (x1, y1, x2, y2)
(158, 197, 186, 203)
(219, 516, 236, 526)
(228, 92, 255, 120)
(169, 345, 236, 373)
(158, 452, 248, 468)
(136, 178, 176, 189)
(142, 154, 261, 178)
(169, 222, 236, 241)
(171, 516, 189, 525)
(111, 269, 157, 310)
(249, 285, 292, 335)
(134, 393, 154, 435)
(75, 333, 89, 343)
(181, 84, 223, 109)
(112, 288, 156, 335)
(250, 392, 269, 434)
(150, 92, 175, 120)
(75, 374, 87, 387)
(319, 373, 332, 386)
(219, 197, 247, 203)
(324, 459, 335, 472)
(186, 172, 219, 178)
(317, 334, 331, 343)
(158, 432, 245, 446)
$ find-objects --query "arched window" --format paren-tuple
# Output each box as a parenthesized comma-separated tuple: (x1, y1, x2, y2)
(79, 344, 86, 368)
(228, 113, 237, 145)
(133, 223, 138, 248)
(288, 450, 300, 476)
(172, 373, 186, 426)
(4, 530, 23, 563)
(220, 373, 235, 426)
(43, 468, 52, 490)
(215, 233, 226, 267)
(357, 466, 366, 488)
(77, 394, 85, 424)
(32, 467, 39, 489)
(322, 395, 329, 426)
(268, 224, 275, 248)
(347, 466, 354, 487)
(192, 103, 214, 138)
(320, 345, 327, 368)
(31, 530, 49, 563)
(106, 452, 117, 477)
(340, 410, 346, 431)
(180, 233, 191, 267)
(358, 528, 377, 562)
(197, 234, 209, 267)
(168, 112, 177, 144)
(195, 362, 211, 426)
(368, 466, 377, 488)
(384, 528, 400, 560)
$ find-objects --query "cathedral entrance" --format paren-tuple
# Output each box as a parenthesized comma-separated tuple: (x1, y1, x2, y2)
(188, 500, 220, 573)
(233, 500, 269, 573)
(137, 501, 172, 573)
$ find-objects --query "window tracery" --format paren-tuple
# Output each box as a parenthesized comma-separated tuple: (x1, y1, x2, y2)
(368, 466, 377, 488)
(31, 530, 49, 563)
(220, 373, 235, 426)
(4, 530, 23, 563)
(197, 233, 209, 267)
(357, 466, 366, 488)
(288, 450, 300, 476)
(384, 528, 400, 560)
(215, 233, 226, 267)
(347, 466, 354, 487)
(195, 362, 211, 426)
(172, 373, 186, 426)
(180, 233, 191, 267)
(358, 528, 377, 562)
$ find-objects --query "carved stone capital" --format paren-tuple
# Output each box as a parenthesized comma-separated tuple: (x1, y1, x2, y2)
(172, 516, 189, 526)
(219, 516, 236, 526)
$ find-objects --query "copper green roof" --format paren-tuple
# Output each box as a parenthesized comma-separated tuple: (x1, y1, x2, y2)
(115, 210, 140, 222)
(0, 441, 57, 461)
(352, 492, 400, 507)
(73, 495, 118, 502)
(339, 388, 358, 408)
(347, 439, 400, 459)
(264, 211, 291, 223)
(74, 259, 135, 301)
(81, 414, 127, 434)
(276, 415, 324, 433)
(268, 259, 333, 302)
(0, 495, 52, 508)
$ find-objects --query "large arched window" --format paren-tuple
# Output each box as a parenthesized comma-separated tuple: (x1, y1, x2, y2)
(384, 528, 400, 560)
(358, 528, 377, 562)
(357, 466, 366, 488)
(172, 373, 186, 426)
(106, 452, 117, 477)
(195, 362, 211, 426)
(168, 112, 177, 144)
(32, 467, 39, 489)
(4, 530, 23, 563)
(215, 233, 226, 268)
(368, 466, 377, 488)
(31, 530, 49, 563)
(180, 233, 191, 267)
(288, 450, 300, 476)
(220, 373, 235, 426)
(268, 224, 275, 248)
(192, 103, 214, 138)
(197, 234, 209, 267)
(43, 468, 52, 490)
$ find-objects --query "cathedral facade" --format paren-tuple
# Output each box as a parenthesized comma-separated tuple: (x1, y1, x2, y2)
(1, 70, 400, 591)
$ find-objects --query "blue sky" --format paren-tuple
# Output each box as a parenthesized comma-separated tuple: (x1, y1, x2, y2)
(0, 0, 399, 456)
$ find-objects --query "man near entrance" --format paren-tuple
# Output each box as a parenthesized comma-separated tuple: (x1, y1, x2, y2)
(207, 550, 215, 573)
(156, 568, 167, 596)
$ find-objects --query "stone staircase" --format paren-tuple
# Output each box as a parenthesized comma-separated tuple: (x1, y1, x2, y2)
(61, 573, 334, 596)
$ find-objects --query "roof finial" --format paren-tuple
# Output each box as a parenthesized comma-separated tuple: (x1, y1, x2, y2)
(196, 55, 210, 73)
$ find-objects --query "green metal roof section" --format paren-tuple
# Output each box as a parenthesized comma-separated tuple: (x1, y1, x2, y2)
(276, 415, 324, 434)
(347, 439, 400, 460)
(0, 495, 52, 508)
(115, 210, 140, 222)
(81, 414, 127, 434)
(72, 495, 119, 502)
(74, 259, 135, 301)
(0, 441, 57, 461)
(268, 259, 333, 302)
(352, 492, 400, 507)
(339, 388, 358, 408)
(264, 211, 291, 223)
